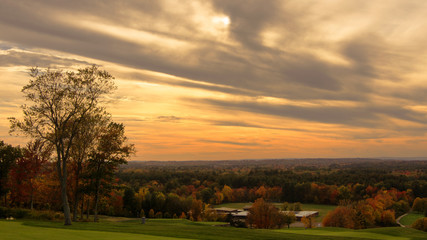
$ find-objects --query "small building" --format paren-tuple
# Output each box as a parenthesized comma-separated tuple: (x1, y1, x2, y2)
(242, 205, 252, 211)
(283, 211, 319, 221)
(230, 211, 249, 227)
(214, 207, 241, 215)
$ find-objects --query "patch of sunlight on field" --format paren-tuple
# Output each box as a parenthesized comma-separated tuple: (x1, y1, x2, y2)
(0, 221, 193, 240)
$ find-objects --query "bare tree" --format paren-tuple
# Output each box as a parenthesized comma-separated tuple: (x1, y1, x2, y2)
(10, 66, 116, 225)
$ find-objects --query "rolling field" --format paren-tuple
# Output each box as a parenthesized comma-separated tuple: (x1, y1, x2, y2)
(2, 218, 426, 240)
(0, 220, 189, 240)
(399, 213, 425, 226)
(276, 227, 427, 240)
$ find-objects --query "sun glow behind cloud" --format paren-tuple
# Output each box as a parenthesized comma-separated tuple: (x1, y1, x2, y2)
(212, 16, 230, 26)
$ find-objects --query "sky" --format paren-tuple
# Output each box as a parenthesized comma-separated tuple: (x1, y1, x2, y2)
(1, 0, 427, 161)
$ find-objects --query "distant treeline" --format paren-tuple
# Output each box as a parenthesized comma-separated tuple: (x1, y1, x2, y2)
(123, 158, 427, 170)
(118, 159, 427, 200)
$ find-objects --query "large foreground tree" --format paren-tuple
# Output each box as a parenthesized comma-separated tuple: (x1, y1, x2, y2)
(10, 66, 116, 225)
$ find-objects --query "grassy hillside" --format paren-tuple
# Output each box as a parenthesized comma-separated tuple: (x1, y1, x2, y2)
(2, 218, 426, 240)
(277, 227, 427, 240)
(0, 220, 188, 240)
(399, 213, 425, 226)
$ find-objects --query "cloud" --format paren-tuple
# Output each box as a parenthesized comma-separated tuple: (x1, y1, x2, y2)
(1, 0, 426, 103)
(0, 49, 91, 68)
(200, 139, 262, 146)
(157, 116, 181, 122)
(194, 97, 427, 128)
(208, 119, 309, 132)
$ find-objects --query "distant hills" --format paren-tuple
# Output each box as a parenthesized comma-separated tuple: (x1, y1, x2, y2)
(122, 158, 427, 170)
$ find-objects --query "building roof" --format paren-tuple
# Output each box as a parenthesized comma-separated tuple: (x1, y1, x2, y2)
(215, 207, 240, 212)
(282, 211, 318, 218)
(232, 211, 249, 217)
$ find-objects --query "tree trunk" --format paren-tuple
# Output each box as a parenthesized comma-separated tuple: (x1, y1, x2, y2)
(30, 193, 33, 210)
(72, 162, 82, 222)
(93, 180, 100, 222)
(86, 197, 90, 220)
(80, 195, 84, 220)
(60, 176, 72, 225)
(57, 147, 72, 225)
(72, 194, 79, 222)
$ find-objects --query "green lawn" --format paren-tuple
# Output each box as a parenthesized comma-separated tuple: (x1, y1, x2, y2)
(2, 218, 425, 240)
(277, 227, 427, 240)
(399, 213, 425, 226)
(0, 220, 190, 240)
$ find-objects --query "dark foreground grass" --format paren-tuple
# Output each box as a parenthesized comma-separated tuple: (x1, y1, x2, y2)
(2, 218, 425, 240)
(277, 227, 427, 240)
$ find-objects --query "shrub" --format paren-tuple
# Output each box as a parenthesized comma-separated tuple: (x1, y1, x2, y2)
(0, 207, 10, 218)
(11, 208, 31, 219)
(412, 198, 427, 213)
(148, 209, 155, 218)
(28, 210, 60, 220)
(412, 217, 427, 232)
(155, 211, 163, 218)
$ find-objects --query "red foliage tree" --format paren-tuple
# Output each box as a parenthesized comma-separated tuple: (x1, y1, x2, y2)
(9, 140, 52, 209)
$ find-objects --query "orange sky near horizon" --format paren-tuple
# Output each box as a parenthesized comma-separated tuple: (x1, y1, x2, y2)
(1, 0, 427, 161)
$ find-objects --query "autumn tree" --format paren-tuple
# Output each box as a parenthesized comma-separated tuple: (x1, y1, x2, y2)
(412, 217, 427, 232)
(10, 66, 116, 225)
(0, 140, 22, 206)
(190, 198, 203, 221)
(123, 187, 137, 217)
(247, 198, 286, 229)
(412, 197, 427, 213)
(222, 185, 232, 202)
(301, 216, 314, 228)
(70, 113, 109, 221)
(87, 122, 134, 221)
(282, 211, 296, 228)
(322, 206, 356, 229)
(9, 140, 52, 209)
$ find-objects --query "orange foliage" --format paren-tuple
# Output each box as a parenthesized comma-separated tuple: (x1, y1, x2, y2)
(322, 206, 355, 229)
(247, 198, 285, 229)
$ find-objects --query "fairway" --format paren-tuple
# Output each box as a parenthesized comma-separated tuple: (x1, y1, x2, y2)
(3, 218, 426, 240)
(276, 227, 427, 240)
(0, 221, 191, 240)
(399, 213, 425, 226)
